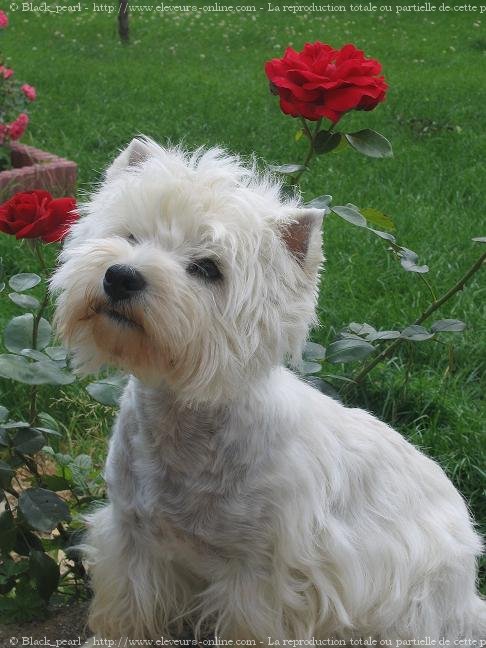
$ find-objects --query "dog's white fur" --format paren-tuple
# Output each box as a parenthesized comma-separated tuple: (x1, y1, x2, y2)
(51, 138, 485, 643)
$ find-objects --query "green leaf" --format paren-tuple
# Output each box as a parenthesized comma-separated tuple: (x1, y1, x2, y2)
(0, 460, 14, 489)
(294, 129, 304, 142)
(340, 332, 365, 340)
(400, 257, 429, 273)
(367, 330, 401, 342)
(306, 195, 332, 211)
(269, 163, 306, 174)
(30, 550, 60, 601)
(360, 207, 395, 231)
(9, 293, 41, 310)
(73, 454, 92, 471)
(472, 237, 486, 243)
(14, 529, 44, 556)
(368, 228, 396, 243)
(326, 339, 375, 363)
(305, 377, 341, 401)
(345, 129, 393, 159)
(332, 205, 367, 228)
(1, 420, 30, 429)
(8, 273, 41, 292)
(54, 453, 73, 467)
(303, 341, 326, 361)
(0, 354, 75, 385)
(0, 405, 8, 422)
(19, 488, 71, 533)
(430, 319, 466, 333)
(400, 325, 434, 341)
(399, 248, 429, 274)
(314, 131, 342, 154)
(0, 282, 4, 292)
(44, 347, 68, 362)
(34, 426, 61, 438)
(42, 475, 71, 491)
(4, 314, 52, 353)
(1, 557, 30, 578)
(12, 428, 46, 455)
(348, 322, 376, 336)
(86, 375, 127, 406)
(302, 361, 322, 375)
(20, 348, 49, 362)
(0, 511, 17, 552)
(38, 412, 60, 432)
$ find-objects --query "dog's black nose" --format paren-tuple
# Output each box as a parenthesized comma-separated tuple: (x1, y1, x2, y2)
(103, 264, 146, 301)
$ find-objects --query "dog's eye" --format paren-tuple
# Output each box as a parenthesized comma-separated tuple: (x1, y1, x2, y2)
(187, 259, 222, 282)
(127, 234, 138, 244)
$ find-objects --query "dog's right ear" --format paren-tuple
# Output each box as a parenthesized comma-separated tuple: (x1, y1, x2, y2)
(105, 138, 153, 181)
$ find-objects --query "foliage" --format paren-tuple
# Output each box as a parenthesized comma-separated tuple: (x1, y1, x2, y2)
(0, 11, 36, 170)
(0, 243, 107, 623)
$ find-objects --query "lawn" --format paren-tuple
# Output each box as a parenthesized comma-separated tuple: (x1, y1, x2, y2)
(1, 0, 485, 590)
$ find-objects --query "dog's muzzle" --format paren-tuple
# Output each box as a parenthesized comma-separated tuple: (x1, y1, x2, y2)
(103, 264, 146, 302)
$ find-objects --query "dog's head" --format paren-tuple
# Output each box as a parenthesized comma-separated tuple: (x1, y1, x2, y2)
(51, 138, 324, 403)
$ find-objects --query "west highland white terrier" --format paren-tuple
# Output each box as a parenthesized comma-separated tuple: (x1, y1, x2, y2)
(51, 137, 485, 644)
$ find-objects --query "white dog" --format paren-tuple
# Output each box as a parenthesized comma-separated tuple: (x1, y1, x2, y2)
(51, 138, 485, 643)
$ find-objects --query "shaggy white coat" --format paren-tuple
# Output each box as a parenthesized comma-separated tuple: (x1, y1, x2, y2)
(51, 138, 486, 643)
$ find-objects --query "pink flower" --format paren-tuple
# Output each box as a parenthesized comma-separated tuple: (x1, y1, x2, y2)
(8, 113, 29, 140)
(21, 84, 36, 102)
(0, 66, 14, 79)
(0, 11, 8, 29)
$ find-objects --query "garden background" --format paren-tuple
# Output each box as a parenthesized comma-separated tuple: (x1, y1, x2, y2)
(0, 0, 485, 631)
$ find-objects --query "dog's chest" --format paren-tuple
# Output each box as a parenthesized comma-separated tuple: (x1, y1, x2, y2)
(112, 386, 275, 552)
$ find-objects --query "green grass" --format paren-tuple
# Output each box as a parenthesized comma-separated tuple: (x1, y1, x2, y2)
(1, 2, 485, 586)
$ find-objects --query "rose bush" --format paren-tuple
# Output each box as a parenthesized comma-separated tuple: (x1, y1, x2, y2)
(0, 190, 111, 621)
(265, 42, 388, 124)
(0, 190, 77, 242)
(0, 12, 36, 168)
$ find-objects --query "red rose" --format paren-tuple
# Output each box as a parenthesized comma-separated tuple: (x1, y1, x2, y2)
(8, 113, 29, 140)
(265, 42, 388, 124)
(0, 10, 8, 28)
(0, 190, 78, 243)
(21, 84, 36, 102)
(0, 65, 14, 79)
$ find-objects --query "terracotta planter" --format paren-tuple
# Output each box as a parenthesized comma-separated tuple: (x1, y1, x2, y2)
(0, 142, 77, 201)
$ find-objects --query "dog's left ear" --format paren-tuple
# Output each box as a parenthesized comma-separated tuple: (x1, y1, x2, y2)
(105, 138, 153, 181)
(279, 208, 324, 273)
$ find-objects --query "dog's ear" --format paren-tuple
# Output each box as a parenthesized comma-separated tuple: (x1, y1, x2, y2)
(105, 138, 153, 180)
(279, 208, 324, 273)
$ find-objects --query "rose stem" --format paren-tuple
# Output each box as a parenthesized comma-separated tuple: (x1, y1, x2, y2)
(292, 118, 323, 185)
(349, 249, 486, 387)
(29, 241, 49, 423)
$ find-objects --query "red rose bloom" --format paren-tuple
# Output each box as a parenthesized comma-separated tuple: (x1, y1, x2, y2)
(21, 84, 36, 102)
(0, 190, 78, 243)
(0, 65, 14, 79)
(0, 10, 8, 28)
(8, 113, 29, 140)
(265, 42, 388, 124)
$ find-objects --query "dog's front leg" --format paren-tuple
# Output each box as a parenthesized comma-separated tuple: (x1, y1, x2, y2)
(197, 559, 319, 643)
(84, 505, 196, 640)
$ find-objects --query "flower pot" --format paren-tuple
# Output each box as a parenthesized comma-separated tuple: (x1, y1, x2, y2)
(0, 142, 77, 201)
